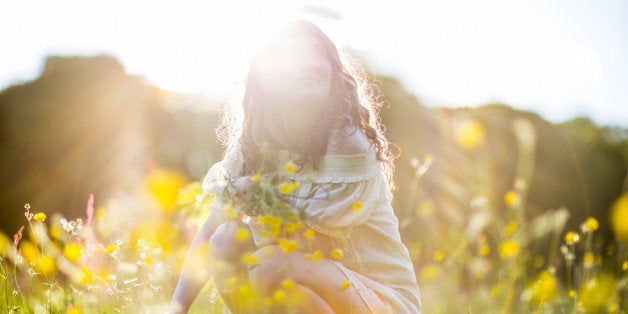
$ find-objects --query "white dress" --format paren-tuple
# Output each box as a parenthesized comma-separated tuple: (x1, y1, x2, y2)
(203, 145, 422, 313)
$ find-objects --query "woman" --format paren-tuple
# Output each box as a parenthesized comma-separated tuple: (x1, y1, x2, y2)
(170, 20, 421, 313)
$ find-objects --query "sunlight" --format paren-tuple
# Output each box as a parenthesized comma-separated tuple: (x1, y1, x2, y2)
(116, 0, 305, 97)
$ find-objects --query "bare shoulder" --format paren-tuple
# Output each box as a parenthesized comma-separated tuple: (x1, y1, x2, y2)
(327, 126, 372, 155)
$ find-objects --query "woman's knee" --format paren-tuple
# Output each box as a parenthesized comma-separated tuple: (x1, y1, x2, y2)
(248, 245, 299, 293)
(209, 221, 253, 261)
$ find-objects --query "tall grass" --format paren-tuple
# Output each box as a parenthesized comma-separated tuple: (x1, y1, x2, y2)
(1, 118, 627, 313)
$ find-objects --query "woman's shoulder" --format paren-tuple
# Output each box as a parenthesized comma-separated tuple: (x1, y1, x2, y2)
(326, 126, 372, 156)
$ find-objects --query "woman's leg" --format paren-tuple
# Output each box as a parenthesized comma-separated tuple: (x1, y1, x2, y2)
(209, 220, 259, 312)
(248, 245, 372, 314)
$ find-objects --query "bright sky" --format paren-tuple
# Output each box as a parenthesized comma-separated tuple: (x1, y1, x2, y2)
(1, 0, 627, 126)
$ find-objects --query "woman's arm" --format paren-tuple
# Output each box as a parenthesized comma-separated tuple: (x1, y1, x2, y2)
(169, 201, 229, 313)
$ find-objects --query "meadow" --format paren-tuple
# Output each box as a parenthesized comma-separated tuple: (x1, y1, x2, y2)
(1, 115, 627, 314)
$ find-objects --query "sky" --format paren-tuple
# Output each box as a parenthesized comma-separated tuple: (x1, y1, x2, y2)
(1, 0, 627, 127)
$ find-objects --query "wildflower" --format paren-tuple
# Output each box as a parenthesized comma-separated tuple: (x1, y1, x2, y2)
(623, 261, 628, 271)
(285, 221, 304, 234)
(225, 277, 238, 287)
(224, 205, 238, 219)
(273, 289, 287, 303)
(49, 225, 61, 240)
(13, 226, 24, 251)
(565, 231, 580, 245)
(78, 267, 94, 285)
(455, 118, 485, 149)
(66, 306, 82, 314)
(583, 252, 595, 268)
(145, 168, 187, 211)
(568, 290, 577, 298)
(433, 249, 445, 262)
(278, 181, 297, 194)
(340, 280, 351, 290)
(419, 263, 440, 281)
(504, 190, 520, 207)
(610, 193, 628, 242)
(504, 221, 517, 236)
(278, 238, 298, 253)
(241, 253, 259, 265)
(352, 201, 363, 212)
(234, 228, 250, 242)
(478, 244, 490, 256)
(250, 173, 262, 183)
(578, 273, 616, 313)
(302, 228, 316, 240)
(306, 250, 324, 262)
(581, 217, 599, 233)
(33, 212, 46, 222)
(330, 248, 343, 260)
(64, 243, 82, 262)
(523, 270, 558, 306)
(284, 161, 297, 174)
(105, 244, 120, 254)
(0, 232, 9, 256)
(415, 201, 435, 218)
(281, 279, 295, 290)
(498, 240, 519, 259)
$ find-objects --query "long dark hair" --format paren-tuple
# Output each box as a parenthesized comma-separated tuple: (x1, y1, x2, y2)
(217, 20, 394, 181)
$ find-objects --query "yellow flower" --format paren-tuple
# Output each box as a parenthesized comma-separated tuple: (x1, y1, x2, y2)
(623, 260, 628, 271)
(285, 221, 304, 234)
(278, 181, 297, 194)
(307, 250, 324, 262)
(241, 252, 259, 265)
(284, 161, 297, 174)
(415, 201, 435, 218)
(352, 201, 363, 212)
(479, 244, 490, 256)
(273, 289, 287, 303)
(234, 227, 250, 242)
(610, 193, 628, 243)
(565, 231, 580, 245)
(250, 173, 262, 183)
(281, 279, 295, 290)
(35, 254, 56, 276)
(504, 221, 518, 236)
(578, 273, 616, 312)
(340, 280, 351, 290)
(455, 118, 485, 149)
(145, 168, 187, 212)
(498, 240, 519, 259)
(504, 190, 519, 207)
(64, 243, 82, 262)
(78, 267, 94, 285)
(278, 238, 298, 253)
(225, 276, 238, 287)
(33, 212, 46, 222)
(583, 252, 595, 268)
(0, 232, 10, 256)
(105, 244, 120, 254)
(420, 263, 440, 281)
(49, 225, 61, 240)
(66, 306, 82, 314)
(582, 217, 599, 232)
(433, 249, 445, 262)
(330, 248, 343, 260)
(302, 228, 316, 240)
(224, 205, 238, 219)
(524, 270, 558, 306)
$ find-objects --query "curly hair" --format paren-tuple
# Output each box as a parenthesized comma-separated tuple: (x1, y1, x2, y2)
(217, 20, 394, 182)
